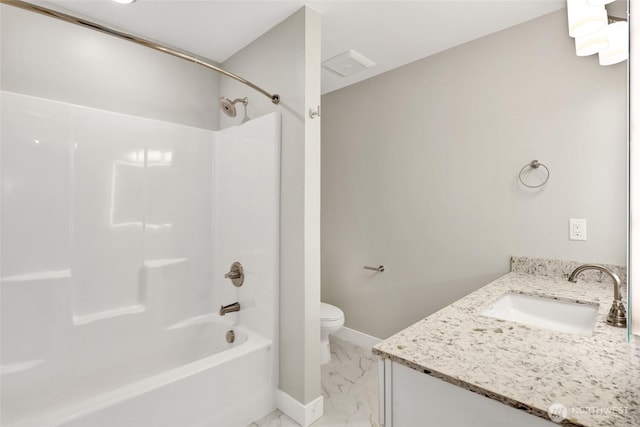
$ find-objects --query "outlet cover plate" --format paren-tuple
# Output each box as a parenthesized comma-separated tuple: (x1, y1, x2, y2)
(569, 218, 587, 241)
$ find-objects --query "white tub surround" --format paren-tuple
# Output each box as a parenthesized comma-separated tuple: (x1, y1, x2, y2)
(0, 92, 281, 427)
(373, 257, 639, 427)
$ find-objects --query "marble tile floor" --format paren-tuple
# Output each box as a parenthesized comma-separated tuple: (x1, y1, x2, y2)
(248, 336, 379, 427)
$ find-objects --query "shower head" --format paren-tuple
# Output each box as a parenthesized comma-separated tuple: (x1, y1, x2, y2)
(220, 97, 248, 118)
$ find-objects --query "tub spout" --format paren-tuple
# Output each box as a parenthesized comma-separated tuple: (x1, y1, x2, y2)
(219, 302, 241, 316)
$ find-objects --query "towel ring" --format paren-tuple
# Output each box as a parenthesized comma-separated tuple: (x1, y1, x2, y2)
(519, 160, 549, 188)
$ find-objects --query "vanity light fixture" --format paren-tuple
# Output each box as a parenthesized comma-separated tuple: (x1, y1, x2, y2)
(566, 0, 628, 66)
(112, 0, 136, 4)
(574, 25, 609, 56)
(598, 21, 628, 65)
(567, 0, 607, 37)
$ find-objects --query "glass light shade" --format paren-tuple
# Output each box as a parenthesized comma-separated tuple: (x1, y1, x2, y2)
(575, 26, 609, 56)
(599, 21, 629, 65)
(567, 0, 608, 38)
(586, 0, 615, 5)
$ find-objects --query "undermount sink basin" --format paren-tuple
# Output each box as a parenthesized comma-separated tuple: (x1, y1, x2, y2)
(480, 292, 598, 336)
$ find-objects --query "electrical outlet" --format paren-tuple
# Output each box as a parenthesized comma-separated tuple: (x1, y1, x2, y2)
(569, 219, 587, 241)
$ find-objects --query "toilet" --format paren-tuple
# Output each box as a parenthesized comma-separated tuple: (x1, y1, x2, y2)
(320, 302, 345, 364)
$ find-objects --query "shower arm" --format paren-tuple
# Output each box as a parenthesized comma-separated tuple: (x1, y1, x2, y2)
(0, 0, 281, 105)
(231, 98, 248, 106)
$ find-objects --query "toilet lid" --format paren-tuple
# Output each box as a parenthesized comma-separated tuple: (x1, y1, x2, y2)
(321, 303, 344, 321)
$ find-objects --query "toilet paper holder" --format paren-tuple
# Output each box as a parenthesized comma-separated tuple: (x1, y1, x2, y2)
(363, 265, 385, 272)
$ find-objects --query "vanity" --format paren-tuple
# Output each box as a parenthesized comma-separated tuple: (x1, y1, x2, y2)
(373, 257, 640, 427)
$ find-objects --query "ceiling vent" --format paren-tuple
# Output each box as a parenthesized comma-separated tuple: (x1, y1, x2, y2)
(322, 50, 375, 77)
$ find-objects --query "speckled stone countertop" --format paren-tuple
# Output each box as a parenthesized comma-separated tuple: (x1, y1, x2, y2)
(373, 257, 640, 426)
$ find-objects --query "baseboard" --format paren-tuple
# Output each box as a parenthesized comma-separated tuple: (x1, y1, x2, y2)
(276, 389, 323, 427)
(334, 326, 382, 349)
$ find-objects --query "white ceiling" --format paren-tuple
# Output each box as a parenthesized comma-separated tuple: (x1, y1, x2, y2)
(30, 0, 566, 94)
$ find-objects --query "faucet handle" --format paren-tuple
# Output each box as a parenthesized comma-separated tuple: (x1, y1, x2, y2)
(224, 271, 241, 279)
(224, 262, 244, 287)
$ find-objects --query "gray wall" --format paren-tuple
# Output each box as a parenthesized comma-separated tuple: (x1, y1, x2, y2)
(1, 5, 219, 129)
(221, 7, 323, 406)
(321, 10, 627, 339)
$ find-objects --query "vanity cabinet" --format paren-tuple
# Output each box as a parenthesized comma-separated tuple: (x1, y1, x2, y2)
(379, 360, 555, 427)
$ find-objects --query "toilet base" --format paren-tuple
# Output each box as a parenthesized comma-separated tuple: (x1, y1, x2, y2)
(320, 337, 331, 365)
(320, 302, 344, 365)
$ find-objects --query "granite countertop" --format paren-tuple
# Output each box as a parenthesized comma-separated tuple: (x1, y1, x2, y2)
(372, 257, 640, 427)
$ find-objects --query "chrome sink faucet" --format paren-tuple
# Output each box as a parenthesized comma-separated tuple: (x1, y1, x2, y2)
(568, 264, 626, 328)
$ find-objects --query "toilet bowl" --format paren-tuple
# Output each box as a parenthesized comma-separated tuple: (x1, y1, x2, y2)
(320, 302, 345, 364)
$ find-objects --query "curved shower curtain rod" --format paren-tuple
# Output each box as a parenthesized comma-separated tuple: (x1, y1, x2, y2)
(0, 0, 281, 105)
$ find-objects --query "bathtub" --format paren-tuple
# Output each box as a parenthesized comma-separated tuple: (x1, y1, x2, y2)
(2, 323, 276, 427)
